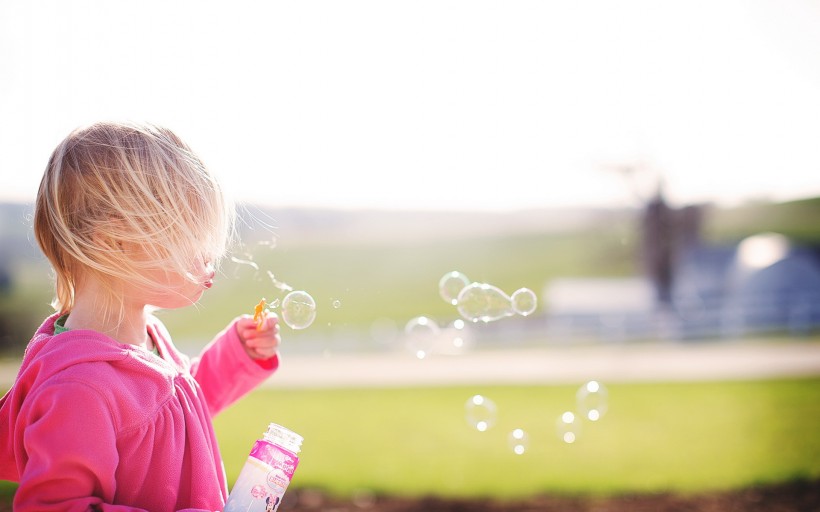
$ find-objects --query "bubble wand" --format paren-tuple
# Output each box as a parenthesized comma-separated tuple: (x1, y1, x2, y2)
(253, 298, 268, 331)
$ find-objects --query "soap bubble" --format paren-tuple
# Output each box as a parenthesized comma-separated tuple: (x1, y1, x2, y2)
(430, 319, 474, 355)
(557, 411, 581, 443)
(331, 299, 342, 309)
(465, 394, 497, 432)
(444, 318, 473, 353)
(511, 288, 538, 316)
(577, 380, 608, 421)
(439, 271, 471, 305)
(456, 282, 515, 323)
(281, 290, 317, 330)
(404, 316, 440, 359)
(508, 428, 530, 455)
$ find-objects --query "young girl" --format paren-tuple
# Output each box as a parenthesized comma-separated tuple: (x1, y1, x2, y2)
(0, 121, 281, 511)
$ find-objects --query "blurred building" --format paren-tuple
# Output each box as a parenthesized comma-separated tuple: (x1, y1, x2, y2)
(543, 198, 820, 341)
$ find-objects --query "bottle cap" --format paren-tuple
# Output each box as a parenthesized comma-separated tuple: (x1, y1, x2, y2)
(264, 423, 303, 454)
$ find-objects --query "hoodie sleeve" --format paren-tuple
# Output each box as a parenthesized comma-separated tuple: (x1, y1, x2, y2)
(190, 318, 278, 417)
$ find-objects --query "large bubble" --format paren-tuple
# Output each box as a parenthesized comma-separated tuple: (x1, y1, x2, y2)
(439, 271, 471, 306)
(403, 316, 440, 359)
(281, 290, 317, 330)
(456, 282, 515, 323)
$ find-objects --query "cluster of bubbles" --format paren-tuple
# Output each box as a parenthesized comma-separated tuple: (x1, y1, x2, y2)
(464, 380, 609, 454)
(232, 243, 606, 455)
(401, 272, 539, 359)
(556, 380, 608, 443)
(439, 271, 538, 322)
(403, 316, 472, 359)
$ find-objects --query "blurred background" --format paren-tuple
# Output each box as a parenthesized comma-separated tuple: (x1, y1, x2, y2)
(2, 1, 820, 510)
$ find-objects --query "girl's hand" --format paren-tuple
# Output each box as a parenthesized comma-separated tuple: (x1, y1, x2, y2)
(237, 314, 280, 360)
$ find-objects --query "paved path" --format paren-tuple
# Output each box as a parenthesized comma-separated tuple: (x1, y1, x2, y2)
(267, 340, 820, 388)
(3, 340, 820, 389)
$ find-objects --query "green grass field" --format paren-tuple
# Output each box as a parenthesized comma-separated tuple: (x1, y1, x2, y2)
(211, 377, 820, 499)
(3, 377, 819, 501)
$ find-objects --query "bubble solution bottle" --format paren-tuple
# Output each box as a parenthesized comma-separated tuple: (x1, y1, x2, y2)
(223, 423, 303, 512)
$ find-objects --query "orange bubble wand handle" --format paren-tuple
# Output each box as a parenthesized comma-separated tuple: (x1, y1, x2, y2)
(253, 298, 268, 331)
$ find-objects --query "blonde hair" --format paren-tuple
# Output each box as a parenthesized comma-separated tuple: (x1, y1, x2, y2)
(34, 121, 235, 318)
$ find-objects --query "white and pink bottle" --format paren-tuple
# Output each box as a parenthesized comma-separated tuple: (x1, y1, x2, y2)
(223, 423, 303, 512)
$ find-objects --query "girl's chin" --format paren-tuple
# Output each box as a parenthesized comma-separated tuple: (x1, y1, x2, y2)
(149, 290, 207, 310)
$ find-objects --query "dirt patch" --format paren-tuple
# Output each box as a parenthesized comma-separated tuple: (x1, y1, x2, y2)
(281, 479, 820, 512)
(0, 479, 817, 511)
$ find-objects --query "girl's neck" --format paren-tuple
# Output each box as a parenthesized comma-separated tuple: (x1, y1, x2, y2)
(64, 280, 152, 349)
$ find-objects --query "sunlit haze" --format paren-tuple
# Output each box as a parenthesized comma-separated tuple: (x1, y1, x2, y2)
(1, 0, 819, 211)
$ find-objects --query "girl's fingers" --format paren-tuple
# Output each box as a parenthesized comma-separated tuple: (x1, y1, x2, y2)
(245, 333, 280, 349)
(251, 345, 278, 359)
(237, 313, 281, 360)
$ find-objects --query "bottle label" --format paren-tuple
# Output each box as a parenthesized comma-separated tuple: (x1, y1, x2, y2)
(223, 440, 299, 512)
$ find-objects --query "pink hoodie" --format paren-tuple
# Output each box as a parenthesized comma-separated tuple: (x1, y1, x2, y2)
(0, 313, 278, 511)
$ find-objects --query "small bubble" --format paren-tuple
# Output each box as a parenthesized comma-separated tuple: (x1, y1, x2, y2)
(577, 380, 608, 421)
(439, 271, 471, 306)
(508, 428, 530, 455)
(404, 316, 440, 359)
(511, 288, 538, 316)
(465, 394, 497, 432)
(331, 299, 342, 309)
(435, 319, 473, 355)
(281, 290, 317, 330)
(557, 411, 581, 443)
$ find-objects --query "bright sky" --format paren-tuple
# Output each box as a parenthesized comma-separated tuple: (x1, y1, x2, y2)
(1, 0, 819, 211)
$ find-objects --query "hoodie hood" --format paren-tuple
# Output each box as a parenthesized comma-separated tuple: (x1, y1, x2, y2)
(7, 314, 163, 401)
(0, 313, 175, 482)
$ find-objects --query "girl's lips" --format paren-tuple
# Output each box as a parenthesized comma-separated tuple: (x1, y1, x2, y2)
(203, 270, 216, 289)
